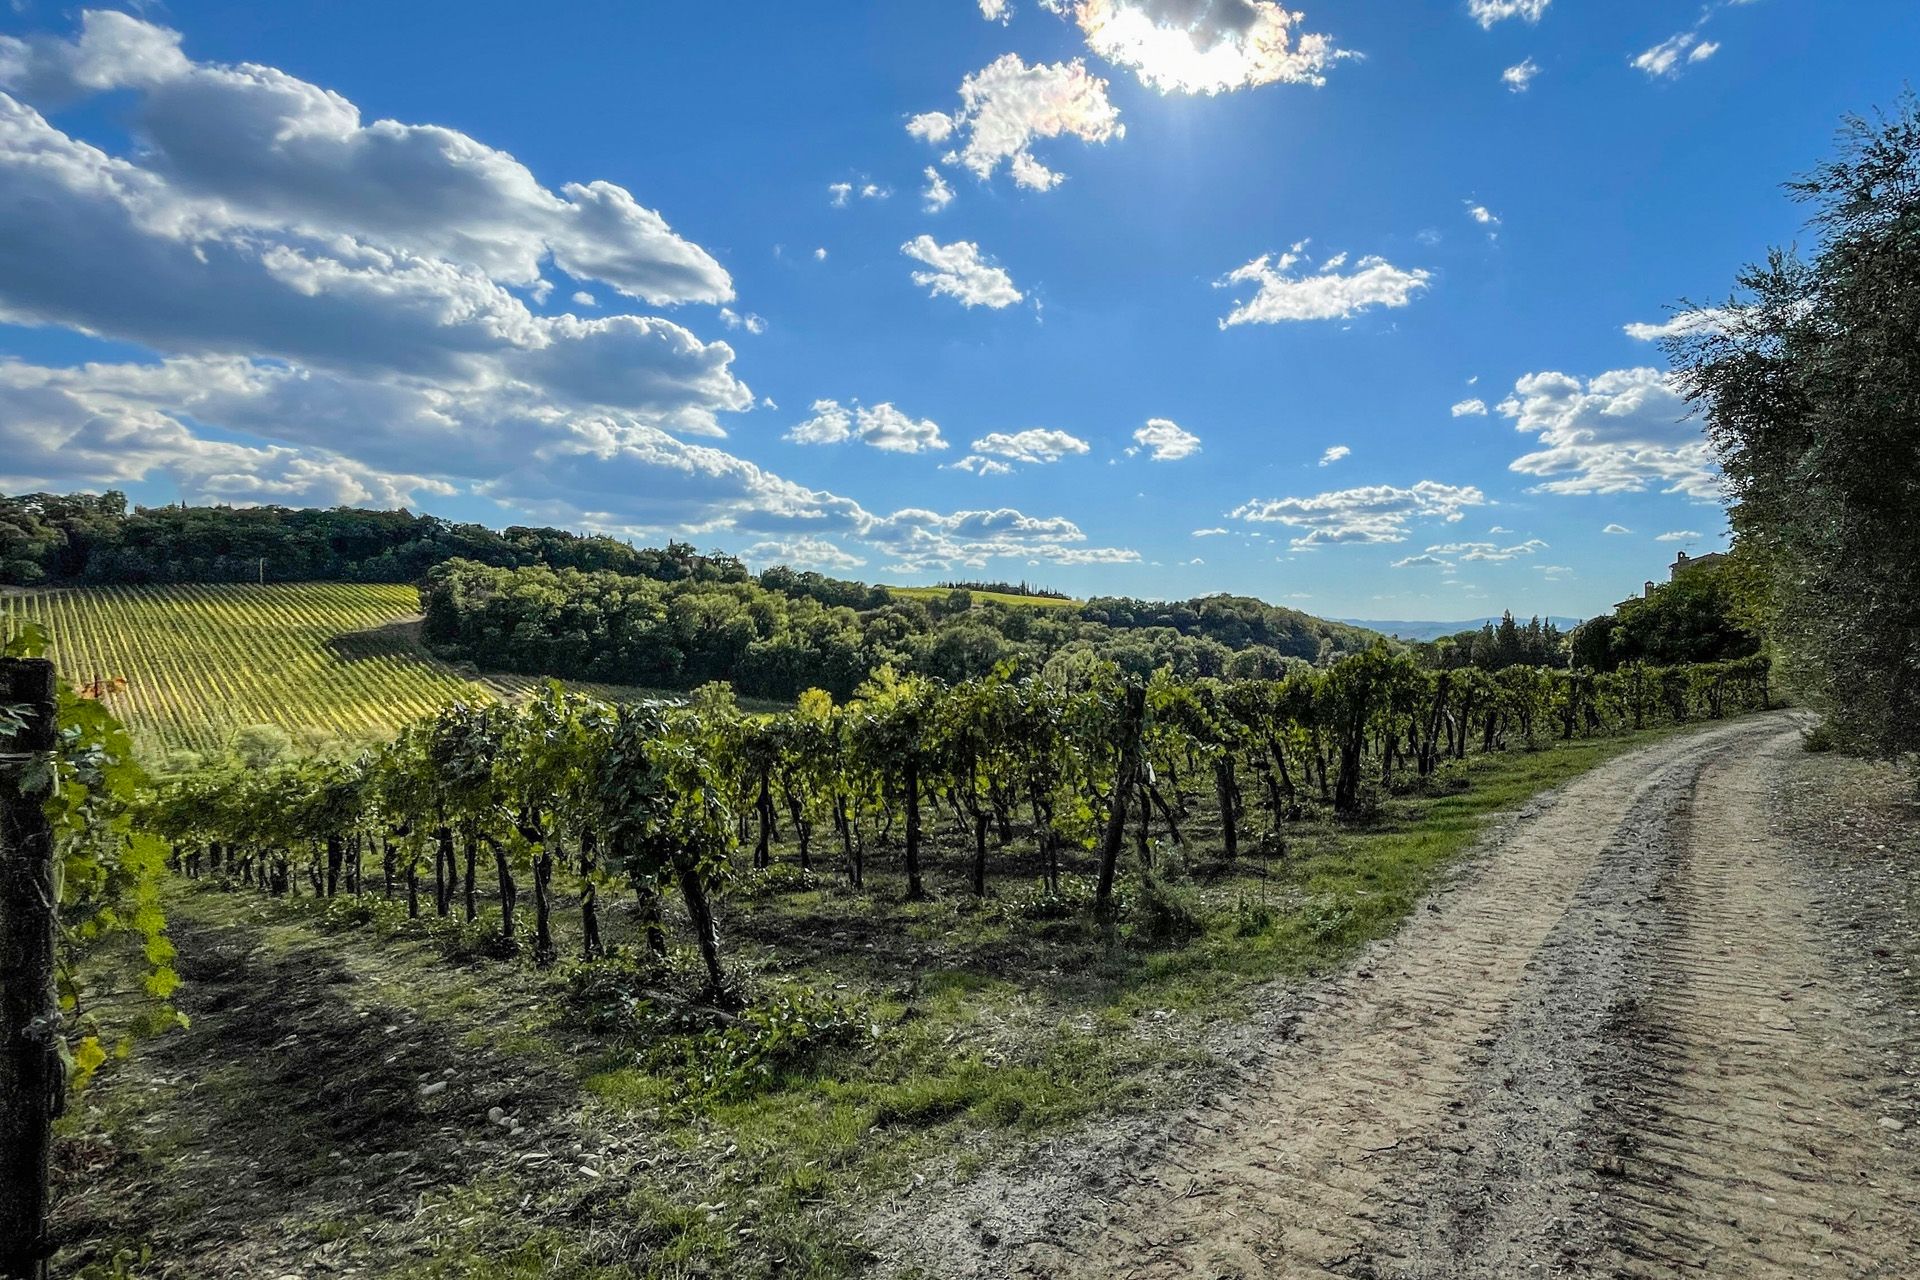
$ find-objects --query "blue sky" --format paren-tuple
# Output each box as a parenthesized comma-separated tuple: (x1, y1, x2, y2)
(0, 1, 1910, 619)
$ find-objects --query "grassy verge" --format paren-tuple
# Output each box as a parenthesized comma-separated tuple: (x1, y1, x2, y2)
(59, 717, 1732, 1278)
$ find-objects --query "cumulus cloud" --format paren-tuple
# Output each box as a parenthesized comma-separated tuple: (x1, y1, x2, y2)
(1319, 445, 1350, 466)
(901, 235, 1023, 308)
(719, 308, 766, 334)
(1467, 203, 1501, 227)
(1469, 0, 1550, 28)
(1044, 0, 1347, 96)
(0, 11, 730, 306)
(741, 537, 868, 571)
(1217, 243, 1430, 326)
(864, 506, 1137, 572)
(785, 399, 948, 453)
(1391, 553, 1454, 570)
(969, 428, 1091, 465)
(1500, 367, 1720, 499)
(1603, 522, 1631, 534)
(1424, 537, 1548, 561)
(0, 69, 751, 437)
(980, 0, 1013, 21)
(1502, 58, 1541, 92)
(922, 166, 955, 212)
(908, 53, 1122, 191)
(949, 455, 1015, 477)
(0, 357, 449, 507)
(1231, 481, 1486, 547)
(1128, 418, 1201, 461)
(1452, 398, 1489, 417)
(1656, 530, 1703, 542)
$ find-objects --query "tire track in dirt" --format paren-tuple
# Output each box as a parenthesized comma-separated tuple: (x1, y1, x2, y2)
(1591, 727, 1920, 1277)
(1012, 714, 1801, 1280)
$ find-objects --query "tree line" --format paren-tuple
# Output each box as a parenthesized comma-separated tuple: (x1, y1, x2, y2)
(148, 649, 1773, 991)
(1670, 97, 1920, 759)
(418, 559, 1382, 701)
(0, 491, 751, 589)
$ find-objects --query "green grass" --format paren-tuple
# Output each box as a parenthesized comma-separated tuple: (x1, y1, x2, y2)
(0, 582, 676, 758)
(884, 585, 1081, 609)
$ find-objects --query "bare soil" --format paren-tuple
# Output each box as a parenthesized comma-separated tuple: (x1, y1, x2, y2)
(882, 712, 1920, 1278)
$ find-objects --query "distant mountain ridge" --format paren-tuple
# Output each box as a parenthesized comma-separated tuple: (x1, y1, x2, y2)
(1340, 616, 1586, 643)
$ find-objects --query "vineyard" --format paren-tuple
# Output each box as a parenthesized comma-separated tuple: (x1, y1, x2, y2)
(0, 583, 659, 758)
(24, 634, 1782, 1275)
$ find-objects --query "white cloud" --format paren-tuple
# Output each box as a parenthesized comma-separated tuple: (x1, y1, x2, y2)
(829, 179, 888, 207)
(1603, 523, 1631, 534)
(1425, 537, 1548, 561)
(742, 537, 867, 572)
(785, 398, 948, 453)
(1218, 244, 1430, 326)
(1467, 203, 1501, 227)
(1231, 481, 1486, 547)
(1469, 0, 1550, 28)
(814, 247, 828, 261)
(572, 290, 596, 307)
(0, 358, 449, 507)
(1633, 31, 1708, 78)
(1192, 527, 1228, 537)
(1319, 444, 1350, 466)
(1656, 530, 1702, 542)
(1623, 308, 1731, 342)
(949, 455, 1015, 477)
(1391, 553, 1453, 570)
(1046, 0, 1347, 96)
(1534, 564, 1572, 580)
(1502, 58, 1541, 92)
(1129, 418, 1201, 461)
(1500, 367, 1720, 498)
(1452, 398, 1489, 417)
(908, 53, 1122, 191)
(922, 166, 955, 212)
(902, 235, 1023, 308)
(970, 428, 1091, 464)
(980, 0, 1012, 21)
(719, 307, 766, 335)
(864, 506, 1137, 572)
(0, 12, 730, 306)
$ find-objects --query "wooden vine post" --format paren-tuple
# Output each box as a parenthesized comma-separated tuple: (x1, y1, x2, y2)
(0, 657, 59, 1280)
(1094, 683, 1147, 917)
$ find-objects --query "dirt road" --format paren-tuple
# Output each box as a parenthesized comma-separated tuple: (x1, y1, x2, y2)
(996, 712, 1919, 1278)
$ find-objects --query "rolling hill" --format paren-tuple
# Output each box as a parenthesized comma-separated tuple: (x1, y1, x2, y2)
(0, 582, 666, 758)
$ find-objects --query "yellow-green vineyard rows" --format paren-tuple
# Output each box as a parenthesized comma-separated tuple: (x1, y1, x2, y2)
(0, 582, 639, 757)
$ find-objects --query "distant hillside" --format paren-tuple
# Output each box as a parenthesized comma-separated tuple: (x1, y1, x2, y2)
(0, 582, 695, 757)
(886, 584, 1081, 610)
(4, 491, 1389, 705)
(1343, 616, 1585, 643)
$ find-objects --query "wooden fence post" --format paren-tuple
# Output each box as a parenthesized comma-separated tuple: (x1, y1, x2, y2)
(0, 657, 60, 1280)
(1094, 683, 1147, 916)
